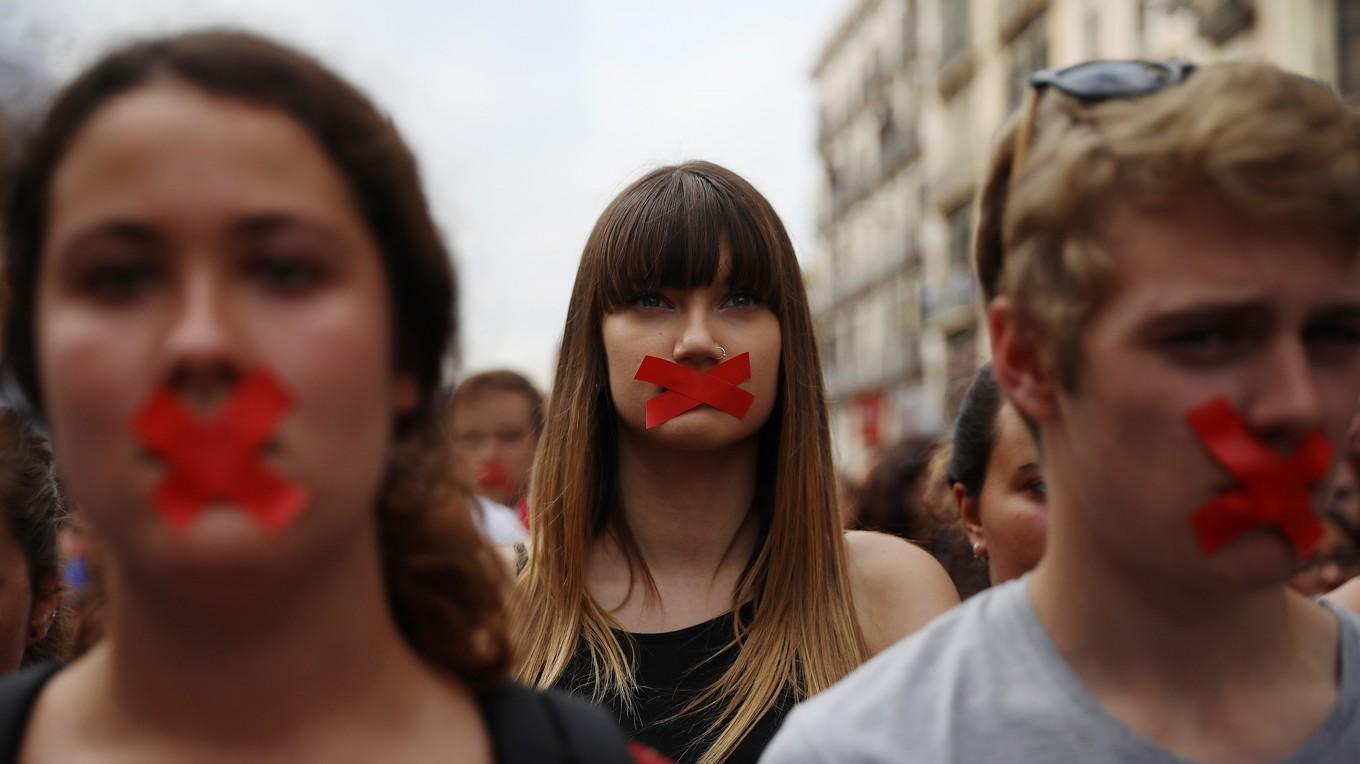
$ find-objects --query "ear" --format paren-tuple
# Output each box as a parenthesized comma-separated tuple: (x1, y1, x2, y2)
(953, 482, 986, 553)
(988, 297, 1057, 426)
(394, 372, 420, 416)
(26, 572, 60, 647)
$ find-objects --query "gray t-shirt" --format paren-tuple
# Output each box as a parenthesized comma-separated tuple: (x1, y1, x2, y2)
(762, 578, 1360, 763)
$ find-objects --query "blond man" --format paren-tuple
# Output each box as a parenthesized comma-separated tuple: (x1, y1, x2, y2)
(763, 60, 1360, 763)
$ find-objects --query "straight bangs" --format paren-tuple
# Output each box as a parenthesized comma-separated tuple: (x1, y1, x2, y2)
(594, 167, 783, 313)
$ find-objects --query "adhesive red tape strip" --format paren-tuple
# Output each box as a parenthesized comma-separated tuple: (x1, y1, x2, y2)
(633, 353, 755, 429)
(1186, 397, 1333, 557)
(476, 460, 511, 492)
(134, 368, 308, 534)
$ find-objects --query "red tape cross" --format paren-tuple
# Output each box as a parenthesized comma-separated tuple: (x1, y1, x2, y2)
(134, 368, 308, 534)
(634, 353, 755, 429)
(1187, 397, 1333, 557)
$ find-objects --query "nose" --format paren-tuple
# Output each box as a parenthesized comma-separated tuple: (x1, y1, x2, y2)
(162, 269, 244, 412)
(671, 304, 723, 368)
(1246, 339, 1326, 453)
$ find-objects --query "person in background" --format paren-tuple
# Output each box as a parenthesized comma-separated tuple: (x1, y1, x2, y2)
(0, 29, 632, 761)
(947, 364, 1046, 587)
(510, 160, 957, 764)
(764, 59, 1360, 762)
(856, 435, 980, 598)
(853, 436, 937, 540)
(448, 370, 543, 527)
(0, 408, 67, 672)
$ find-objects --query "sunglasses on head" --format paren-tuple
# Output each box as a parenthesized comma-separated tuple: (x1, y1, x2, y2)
(1011, 59, 1197, 184)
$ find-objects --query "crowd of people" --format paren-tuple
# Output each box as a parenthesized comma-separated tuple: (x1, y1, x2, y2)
(0, 27, 1357, 764)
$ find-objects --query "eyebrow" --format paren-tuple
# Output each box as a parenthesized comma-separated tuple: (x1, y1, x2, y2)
(1133, 299, 1360, 336)
(229, 213, 352, 250)
(1134, 301, 1271, 336)
(56, 220, 164, 260)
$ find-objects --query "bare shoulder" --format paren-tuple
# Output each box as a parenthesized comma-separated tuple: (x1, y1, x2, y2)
(1324, 577, 1360, 616)
(843, 530, 960, 655)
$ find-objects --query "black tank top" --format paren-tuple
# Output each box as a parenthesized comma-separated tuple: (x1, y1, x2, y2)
(552, 603, 794, 764)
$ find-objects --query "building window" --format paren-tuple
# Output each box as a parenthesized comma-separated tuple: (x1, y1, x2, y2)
(1006, 12, 1048, 112)
(1342, 0, 1360, 101)
(946, 200, 973, 270)
(942, 0, 970, 64)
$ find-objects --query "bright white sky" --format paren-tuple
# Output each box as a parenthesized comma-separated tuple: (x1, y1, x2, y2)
(8, 0, 851, 389)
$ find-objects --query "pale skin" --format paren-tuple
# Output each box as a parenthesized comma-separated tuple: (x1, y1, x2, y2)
(585, 262, 957, 648)
(20, 84, 489, 763)
(992, 195, 1360, 763)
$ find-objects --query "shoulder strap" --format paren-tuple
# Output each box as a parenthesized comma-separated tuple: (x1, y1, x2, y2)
(481, 681, 632, 764)
(0, 663, 61, 763)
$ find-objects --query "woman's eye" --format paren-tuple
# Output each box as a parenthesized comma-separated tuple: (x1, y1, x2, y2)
(1025, 479, 1047, 499)
(630, 293, 667, 310)
(80, 260, 157, 302)
(249, 254, 324, 293)
(723, 291, 762, 310)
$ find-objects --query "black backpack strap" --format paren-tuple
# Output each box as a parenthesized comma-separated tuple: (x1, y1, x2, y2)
(480, 681, 633, 764)
(0, 663, 61, 763)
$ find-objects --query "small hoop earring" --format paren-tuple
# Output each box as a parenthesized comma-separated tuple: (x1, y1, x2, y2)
(716, 345, 728, 361)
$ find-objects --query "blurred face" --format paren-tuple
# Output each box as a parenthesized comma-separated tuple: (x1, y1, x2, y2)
(601, 252, 780, 451)
(1020, 196, 1360, 590)
(957, 404, 1047, 584)
(36, 83, 416, 583)
(452, 390, 539, 505)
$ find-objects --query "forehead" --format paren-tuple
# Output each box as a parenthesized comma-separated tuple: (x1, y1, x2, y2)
(1093, 196, 1360, 320)
(451, 389, 534, 428)
(46, 82, 365, 240)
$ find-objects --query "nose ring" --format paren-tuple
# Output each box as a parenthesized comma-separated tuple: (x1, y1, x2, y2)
(716, 345, 728, 361)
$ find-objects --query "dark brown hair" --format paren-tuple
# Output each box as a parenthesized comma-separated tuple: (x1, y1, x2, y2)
(1, 30, 507, 684)
(449, 370, 545, 435)
(0, 408, 69, 665)
(854, 436, 939, 540)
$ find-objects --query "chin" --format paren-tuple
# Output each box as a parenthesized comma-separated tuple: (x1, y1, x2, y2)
(1204, 530, 1302, 588)
(643, 413, 761, 452)
(138, 508, 307, 585)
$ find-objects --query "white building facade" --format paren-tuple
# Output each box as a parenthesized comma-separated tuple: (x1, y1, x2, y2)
(812, 0, 1356, 476)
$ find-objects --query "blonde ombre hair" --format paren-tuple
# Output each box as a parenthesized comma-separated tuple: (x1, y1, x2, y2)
(508, 161, 866, 763)
(974, 61, 1360, 387)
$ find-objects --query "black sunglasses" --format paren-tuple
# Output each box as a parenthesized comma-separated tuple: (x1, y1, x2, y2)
(1011, 59, 1197, 182)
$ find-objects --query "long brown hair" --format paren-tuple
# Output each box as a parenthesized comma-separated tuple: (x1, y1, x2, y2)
(509, 161, 866, 763)
(1, 30, 508, 685)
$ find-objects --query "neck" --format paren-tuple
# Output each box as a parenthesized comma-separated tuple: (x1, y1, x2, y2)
(611, 428, 760, 577)
(95, 522, 454, 745)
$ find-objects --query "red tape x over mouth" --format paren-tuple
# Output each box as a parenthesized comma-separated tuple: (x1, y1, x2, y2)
(634, 353, 755, 429)
(134, 367, 308, 534)
(1186, 397, 1333, 557)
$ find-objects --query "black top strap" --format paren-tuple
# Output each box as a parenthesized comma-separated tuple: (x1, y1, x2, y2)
(0, 665, 632, 764)
(480, 681, 633, 764)
(0, 663, 61, 763)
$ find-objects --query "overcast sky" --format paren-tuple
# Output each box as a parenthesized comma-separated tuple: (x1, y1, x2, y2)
(7, 0, 849, 388)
